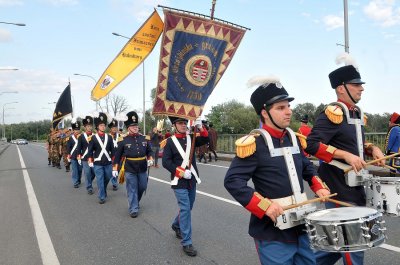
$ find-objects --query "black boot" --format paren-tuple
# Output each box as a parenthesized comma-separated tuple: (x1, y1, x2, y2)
(57, 163, 62, 169)
(65, 165, 70, 172)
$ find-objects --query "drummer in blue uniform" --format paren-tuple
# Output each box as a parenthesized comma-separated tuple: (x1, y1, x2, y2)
(162, 116, 209, 257)
(304, 55, 385, 265)
(87, 112, 115, 204)
(76, 115, 96, 195)
(112, 111, 154, 218)
(108, 117, 121, 191)
(224, 76, 330, 265)
(385, 112, 400, 175)
(67, 119, 83, 188)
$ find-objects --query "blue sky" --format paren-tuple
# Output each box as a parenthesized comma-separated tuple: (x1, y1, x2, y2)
(1, 0, 399, 124)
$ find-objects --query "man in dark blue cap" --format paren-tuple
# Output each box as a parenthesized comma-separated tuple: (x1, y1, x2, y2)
(225, 76, 330, 265)
(305, 59, 385, 265)
(67, 119, 83, 188)
(113, 111, 154, 218)
(108, 118, 120, 191)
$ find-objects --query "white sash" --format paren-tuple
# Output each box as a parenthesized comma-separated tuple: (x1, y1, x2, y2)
(82, 133, 90, 159)
(112, 133, 118, 148)
(70, 134, 78, 156)
(170, 135, 201, 185)
(94, 134, 111, 162)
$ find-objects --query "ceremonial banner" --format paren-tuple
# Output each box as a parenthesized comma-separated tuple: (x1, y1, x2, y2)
(52, 84, 72, 129)
(91, 10, 164, 101)
(152, 10, 246, 119)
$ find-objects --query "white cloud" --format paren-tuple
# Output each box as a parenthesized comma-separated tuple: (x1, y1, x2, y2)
(0, 28, 12, 42)
(301, 12, 311, 18)
(0, 0, 23, 6)
(364, 0, 400, 27)
(322, 15, 344, 31)
(39, 0, 78, 6)
(110, 0, 170, 22)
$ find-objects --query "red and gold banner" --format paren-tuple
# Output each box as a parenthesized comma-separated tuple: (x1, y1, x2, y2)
(91, 10, 163, 101)
(152, 10, 246, 120)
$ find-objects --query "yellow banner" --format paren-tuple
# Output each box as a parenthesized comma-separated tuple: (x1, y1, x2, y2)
(91, 10, 163, 101)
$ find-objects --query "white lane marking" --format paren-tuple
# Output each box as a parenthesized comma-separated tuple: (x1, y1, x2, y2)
(149, 175, 400, 253)
(197, 162, 229, 169)
(149, 176, 240, 206)
(17, 146, 60, 265)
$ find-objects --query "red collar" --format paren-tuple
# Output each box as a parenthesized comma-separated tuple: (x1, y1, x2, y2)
(174, 133, 186, 139)
(262, 124, 287, 139)
(128, 133, 139, 137)
(338, 99, 356, 110)
(97, 132, 105, 136)
(85, 131, 92, 135)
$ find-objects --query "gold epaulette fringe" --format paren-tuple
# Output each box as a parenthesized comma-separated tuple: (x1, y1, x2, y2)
(299, 137, 307, 149)
(325, 105, 343, 124)
(160, 138, 168, 149)
(235, 134, 257, 158)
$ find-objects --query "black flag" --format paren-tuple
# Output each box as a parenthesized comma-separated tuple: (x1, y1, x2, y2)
(52, 84, 72, 129)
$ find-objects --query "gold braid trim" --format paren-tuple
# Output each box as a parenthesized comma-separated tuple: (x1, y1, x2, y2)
(235, 134, 257, 158)
(254, 192, 272, 211)
(325, 105, 343, 124)
(160, 138, 168, 149)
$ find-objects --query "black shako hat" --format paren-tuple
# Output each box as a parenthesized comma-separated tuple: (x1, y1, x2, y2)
(329, 65, 365, 88)
(301, 114, 309, 123)
(71, 120, 81, 130)
(94, 112, 107, 127)
(82, 115, 93, 126)
(250, 82, 294, 115)
(108, 118, 118, 128)
(169, 116, 188, 124)
(124, 111, 139, 127)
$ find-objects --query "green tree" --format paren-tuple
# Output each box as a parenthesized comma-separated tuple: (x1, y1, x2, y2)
(292, 103, 316, 124)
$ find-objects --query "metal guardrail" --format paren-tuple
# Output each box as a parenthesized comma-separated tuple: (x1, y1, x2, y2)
(216, 133, 387, 154)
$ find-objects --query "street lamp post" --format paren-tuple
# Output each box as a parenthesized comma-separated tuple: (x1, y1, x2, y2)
(2, 101, 18, 140)
(0, 91, 18, 96)
(0, 68, 18, 71)
(112, 32, 147, 134)
(0, 21, 26, 26)
(73, 73, 99, 111)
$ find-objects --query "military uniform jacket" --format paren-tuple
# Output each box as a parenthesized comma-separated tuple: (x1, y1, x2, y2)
(224, 128, 317, 242)
(113, 134, 153, 174)
(385, 125, 400, 155)
(76, 132, 92, 161)
(87, 132, 115, 166)
(162, 132, 209, 189)
(66, 134, 80, 159)
(305, 104, 366, 206)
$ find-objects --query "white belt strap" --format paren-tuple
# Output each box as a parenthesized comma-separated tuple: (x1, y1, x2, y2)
(112, 133, 118, 148)
(94, 134, 111, 162)
(82, 133, 89, 159)
(250, 128, 303, 203)
(333, 102, 364, 160)
(170, 135, 201, 185)
(70, 135, 78, 156)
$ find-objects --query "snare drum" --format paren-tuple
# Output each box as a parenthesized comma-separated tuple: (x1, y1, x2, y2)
(366, 177, 400, 216)
(305, 207, 386, 252)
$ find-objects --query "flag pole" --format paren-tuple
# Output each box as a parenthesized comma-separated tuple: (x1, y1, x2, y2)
(210, 0, 216, 20)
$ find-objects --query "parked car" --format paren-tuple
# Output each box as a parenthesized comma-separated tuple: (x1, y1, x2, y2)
(16, 139, 28, 145)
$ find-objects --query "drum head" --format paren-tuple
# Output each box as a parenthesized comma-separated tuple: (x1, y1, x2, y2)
(306, 207, 377, 222)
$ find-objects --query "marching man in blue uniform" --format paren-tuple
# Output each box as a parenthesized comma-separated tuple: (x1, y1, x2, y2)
(87, 112, 115, 204)
(67, 119, 82, 188)
(162, 116, 209, 257)
(385, 112, 400, 174)
(113, 111, 154, 218)
(108, 117, 121, 191)
(304, 55, 385, 265)
(76, 115, 96, 195)
(224, 76, 330, 265)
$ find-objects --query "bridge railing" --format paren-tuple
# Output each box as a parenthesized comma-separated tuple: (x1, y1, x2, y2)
(216, 132, 387, 154)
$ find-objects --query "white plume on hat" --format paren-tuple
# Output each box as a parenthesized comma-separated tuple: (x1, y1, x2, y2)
(71, 117, 78, 123)
(115, 112, 128, 122)
(246, 75, 281, 88)
(335, 52, 358, 68)
(91, 111, 99, 118)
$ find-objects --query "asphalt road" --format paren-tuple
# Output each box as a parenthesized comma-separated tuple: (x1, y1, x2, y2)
(0, 143, 399, 265)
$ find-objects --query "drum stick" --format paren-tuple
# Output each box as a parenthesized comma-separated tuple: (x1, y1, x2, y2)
(344, 152, 400, 173)
(382, 164, 397, 171)
(283, 193, 337, 210)
(325, 198, 353, 207)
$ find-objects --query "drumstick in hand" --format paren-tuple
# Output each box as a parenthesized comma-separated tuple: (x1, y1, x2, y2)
(344, 152, 400, 173)
(283, 193, 337, 210)
(325, 198, 353, 207)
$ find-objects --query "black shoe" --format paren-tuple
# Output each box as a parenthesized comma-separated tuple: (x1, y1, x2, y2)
(182, 245, 197, 257)
(112, 185, 118, 191)
(73, 184, 79, 188)
(87, 189, 94, 195)
(99, 199, 106, 204)
(171, 225, 182, 239)
(130, 212, 138, 218)
(48, 161, 51, 166)
(215, 157, 218, 162)
(57, 165, 62, 169)
(52, 164, 56, 167)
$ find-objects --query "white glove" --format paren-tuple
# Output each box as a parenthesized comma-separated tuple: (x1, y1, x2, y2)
(112, 170, 119, 178)
(67, 157, 71, 163)
(183, 169, 192, 179)
(147, 160, 154, 167)
(77, 159, 82, 165)
(194, 117, 202, 129)
(88, 162, 94, 168)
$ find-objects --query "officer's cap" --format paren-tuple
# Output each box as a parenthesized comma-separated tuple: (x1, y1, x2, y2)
(301, 114, 309, 123)
(248, 76, 294, 115)
(82, 115, 93, 126)
(94, 112, 108, 127)
(390, 112, 400, 124)
(71, 119, 81, 130)
(169, 116, 188, 124)
(124, 111, 139, 127)
(108, 118, 118, 128)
